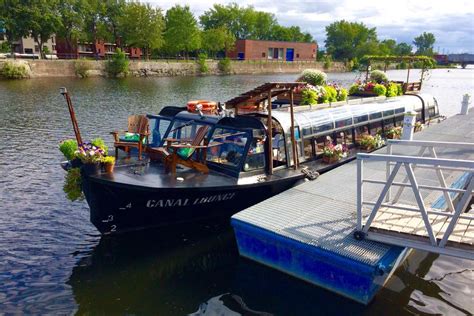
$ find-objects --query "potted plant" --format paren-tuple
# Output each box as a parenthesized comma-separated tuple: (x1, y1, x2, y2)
(385, 126, 402, 139)
(102, 156, 116, 173)
(59, 139, 82, 167)
(75, 143, 106, 175)
(414, 121, 424, 132)
(358, 134, 384, 151)
(321, 143, 348, 163)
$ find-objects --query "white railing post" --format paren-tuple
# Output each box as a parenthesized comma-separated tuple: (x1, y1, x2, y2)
(386, 142, 392, 202)
(460, 94, 470, 115)
(402, 111, 417, 140)
(357, 157, 363, 231)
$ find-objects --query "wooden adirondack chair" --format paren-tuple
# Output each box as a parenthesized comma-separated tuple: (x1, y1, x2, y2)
(111, 115, 150, 160)
(154, 125, 211, 174)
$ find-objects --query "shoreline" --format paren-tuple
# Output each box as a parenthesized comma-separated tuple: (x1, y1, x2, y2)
(0, 59, 347, 79)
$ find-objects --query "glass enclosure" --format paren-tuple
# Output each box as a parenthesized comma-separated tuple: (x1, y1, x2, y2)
(206, 128, 251, 169)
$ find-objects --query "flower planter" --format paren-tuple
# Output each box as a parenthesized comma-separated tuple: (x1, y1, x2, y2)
(351, 91, 378, 97)
(385, 134, 400, 140)
(322, 155, 340, 164)
(81, 162, 101, 175)
(70, 158, 83, 168)
(104, 162, 115, 173)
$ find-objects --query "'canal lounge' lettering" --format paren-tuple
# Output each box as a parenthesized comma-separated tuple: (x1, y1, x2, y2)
(146, 192, 236, 208)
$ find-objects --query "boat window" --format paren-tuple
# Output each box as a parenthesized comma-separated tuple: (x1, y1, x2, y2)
(167, 120, 209, 141)
(151, 118, 171, 146)
(370, 121, 383, 136)
(243, 135, 266, 171)
(355, 125, 369, 145)
(272, 125, 287, 167)
(395, 115, 404, 126)
(383, 109, 394, 117)
(206, 128, 250, 169)
(303, 138, 315, 159)
(337, 129, 354, 149)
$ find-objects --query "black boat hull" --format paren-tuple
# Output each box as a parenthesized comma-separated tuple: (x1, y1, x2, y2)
(82, 174, 304, 234)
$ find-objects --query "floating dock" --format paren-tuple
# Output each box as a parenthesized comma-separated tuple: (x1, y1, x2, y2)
(231, 110, 474, 304)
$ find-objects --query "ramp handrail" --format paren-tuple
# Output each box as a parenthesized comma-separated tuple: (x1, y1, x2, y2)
(356, 141, 474, 252)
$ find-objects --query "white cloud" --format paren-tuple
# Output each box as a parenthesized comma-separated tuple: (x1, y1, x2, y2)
(146, 0, 474, 53)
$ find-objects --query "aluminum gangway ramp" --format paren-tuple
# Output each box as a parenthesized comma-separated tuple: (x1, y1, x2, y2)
(355, 137, 474, 259)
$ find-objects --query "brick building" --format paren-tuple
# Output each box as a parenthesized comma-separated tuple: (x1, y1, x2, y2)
(55, 38, 142, 59)
(227, 39, 317, 61)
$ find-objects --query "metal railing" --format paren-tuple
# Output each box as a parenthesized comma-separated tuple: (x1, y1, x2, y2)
(355, 140, 474, 259)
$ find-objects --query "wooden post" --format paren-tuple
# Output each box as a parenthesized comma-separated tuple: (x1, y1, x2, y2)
(267, 90, 273, 175)
(61, 88, 83, 146)
(290, 89, 298, 169)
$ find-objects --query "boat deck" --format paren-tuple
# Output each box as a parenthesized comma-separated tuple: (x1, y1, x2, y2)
(231, 110, 473, 303)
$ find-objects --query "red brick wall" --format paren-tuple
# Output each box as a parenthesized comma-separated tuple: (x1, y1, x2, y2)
(227, 39, 317, 61)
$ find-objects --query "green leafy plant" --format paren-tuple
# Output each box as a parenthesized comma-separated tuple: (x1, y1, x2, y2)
(300, 69, 327, 86)
(101, 156, 115, 164)
(63, 168, 84, 201)
(74, 60, 92, 78)
(0, 42, 10, 53)
(0, 61, 29, 79)
(323, 55, 332, 70)
(59, 139, 78, 160)
(197, 53, 208, 73)
(359, 134, 384, 150)
(385, 82, 398, 97)
(337, 88, 348, 101)
(301, 88, 318, 105)
(396, 84, 403, 95)
(373, 84, 387, 96)
(349, 84, 360, 95)
(218, 57, 231, 74)
(91, 138, 108, 155)
(324, 85, 337, 102)
(369, 70, 388, 83)
(106, 49, 129, 77)
(385, 126, 402, 139)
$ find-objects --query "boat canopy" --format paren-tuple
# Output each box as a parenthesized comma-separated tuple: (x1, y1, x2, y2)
(270, 94, 424, 139)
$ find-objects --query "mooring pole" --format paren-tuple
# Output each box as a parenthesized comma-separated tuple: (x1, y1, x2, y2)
(267, 90, 273, 175)
(290, 89, 298, 170)
(60, 87, 83, 146)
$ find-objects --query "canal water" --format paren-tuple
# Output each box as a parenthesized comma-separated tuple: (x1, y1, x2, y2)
(0, 69, 473, 315)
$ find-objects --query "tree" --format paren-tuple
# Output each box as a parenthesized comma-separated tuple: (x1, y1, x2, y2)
(378, 39, 396, 55)
(413, 32, 435, 56)
(102, 0, 126, 45)
(80, 0, 107, 55)
(27, 0, 61, 59)
(395, 42, 412, 55)
(0, 0, 32, 56)
(118, 2, 164, 59)
(325, 20, 378, 61)
(164, 5, 200, 58)
(57, 0, 86, 55)
(201, 26, 235, 57)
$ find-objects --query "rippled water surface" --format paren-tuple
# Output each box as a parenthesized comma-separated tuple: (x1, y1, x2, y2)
(0, 69, 473, 314)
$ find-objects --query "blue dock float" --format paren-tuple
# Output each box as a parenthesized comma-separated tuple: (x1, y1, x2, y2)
(231, 110, 474, 305)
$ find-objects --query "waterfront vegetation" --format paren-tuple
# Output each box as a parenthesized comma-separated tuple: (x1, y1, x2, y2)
(0, 61, 29, 79)
(105, 49, 129, 77)
(74, 60, 92, 78)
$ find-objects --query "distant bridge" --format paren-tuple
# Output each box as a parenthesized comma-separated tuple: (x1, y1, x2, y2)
(447, 54, 474, 68)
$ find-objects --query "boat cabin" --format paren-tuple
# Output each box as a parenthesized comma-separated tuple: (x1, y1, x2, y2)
(147, 83, 439, 178)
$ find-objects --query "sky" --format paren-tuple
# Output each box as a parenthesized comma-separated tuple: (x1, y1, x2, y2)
(147, 0, 474, 53)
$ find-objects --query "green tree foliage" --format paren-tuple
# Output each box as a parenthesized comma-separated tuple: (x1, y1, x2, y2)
(200, 3, 313, 43)
(80, 0, 107, 52)
(378, 39, 396, 55)
(164, 5, 201, 58)
(201, 26, 235, 57)
(413, 32, 435, 56)
(0, 0, 35, 55)
(106, 48, 128, 77)
(325, 20, 378, 61)
(23, 0, 61, 59)
(395, 42, 412, 55)
(57, 0, 86, 53)
(103, 0, 126, 45)
(118, 2, 164, 59)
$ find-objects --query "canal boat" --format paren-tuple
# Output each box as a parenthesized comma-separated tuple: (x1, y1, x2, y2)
(63, 83, 440, 234)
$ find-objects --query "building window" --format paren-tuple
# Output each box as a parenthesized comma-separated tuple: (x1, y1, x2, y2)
(34, 45, 39, 52)
(52, 45, 56, 51)
(278, 48, 283, 59)
(296, 53, 300, 58)
(262, 52, 265, 58)
(267, 48, 273, 59)
(25, 48, 33, 54)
